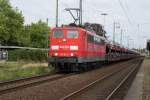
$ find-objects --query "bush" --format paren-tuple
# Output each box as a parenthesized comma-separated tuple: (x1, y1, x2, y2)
(8, 49, 47, 62)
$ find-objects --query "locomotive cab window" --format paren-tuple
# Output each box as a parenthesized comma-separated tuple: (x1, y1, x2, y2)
(53, 30, 63, 38)
(67, 31, 78, 38)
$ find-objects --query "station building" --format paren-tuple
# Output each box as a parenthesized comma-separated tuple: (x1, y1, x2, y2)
(147, 40, 150, 56)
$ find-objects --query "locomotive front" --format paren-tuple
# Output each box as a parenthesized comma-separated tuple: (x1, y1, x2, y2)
(48, 27, 85, 71)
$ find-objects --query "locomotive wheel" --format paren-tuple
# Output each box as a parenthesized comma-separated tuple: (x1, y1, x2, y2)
(70, 63, 79, 72)
(78, 63, 86, 72)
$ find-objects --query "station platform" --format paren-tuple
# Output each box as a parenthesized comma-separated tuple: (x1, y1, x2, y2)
(124, 58, 150, 100)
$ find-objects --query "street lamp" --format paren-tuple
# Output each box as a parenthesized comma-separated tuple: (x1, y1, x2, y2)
(124, 36, 129, 48)
(113, 22, 120, 44)
(129, 39, 133, 49)
(101, 13, 108, 30)
(120, 29, 123, 45)
(127, 38, 133, 49)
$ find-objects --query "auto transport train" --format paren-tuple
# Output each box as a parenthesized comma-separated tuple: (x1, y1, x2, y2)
(48, 24, 140, 72)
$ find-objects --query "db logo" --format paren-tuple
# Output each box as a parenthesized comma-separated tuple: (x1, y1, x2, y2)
(59, 46, 69, 49)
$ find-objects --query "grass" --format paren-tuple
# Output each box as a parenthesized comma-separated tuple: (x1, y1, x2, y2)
(0, 62, 55, 82)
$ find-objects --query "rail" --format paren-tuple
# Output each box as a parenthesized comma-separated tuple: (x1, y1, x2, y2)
(0, 73, 73, 95)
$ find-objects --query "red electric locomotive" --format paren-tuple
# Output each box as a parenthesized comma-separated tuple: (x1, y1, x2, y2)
(49, 26, 106, 72)
(48, 24, 141, 72)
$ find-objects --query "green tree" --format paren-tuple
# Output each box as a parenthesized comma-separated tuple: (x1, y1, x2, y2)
(0, 0, 24, 45)
(0, 0, 50, 48)
(24, 20, 50, 48)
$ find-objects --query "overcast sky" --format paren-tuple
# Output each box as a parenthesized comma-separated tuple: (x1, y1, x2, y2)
(9, 0, 150, 49)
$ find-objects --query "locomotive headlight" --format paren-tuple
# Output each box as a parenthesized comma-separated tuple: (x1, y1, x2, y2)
(54, 53, 58, 56)
(71, 53, 74, 56)
(70, 46, 78, 50)
(51, 45, 59, 50)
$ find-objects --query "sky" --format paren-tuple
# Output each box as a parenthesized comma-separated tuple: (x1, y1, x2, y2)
(9, 0, 150, 49)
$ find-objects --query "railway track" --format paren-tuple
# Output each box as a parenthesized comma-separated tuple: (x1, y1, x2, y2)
(105, 59, 143, 100)
(60, 58, 143, 100)
(0, 58, 144, 100)
(0, 73, 73, 95)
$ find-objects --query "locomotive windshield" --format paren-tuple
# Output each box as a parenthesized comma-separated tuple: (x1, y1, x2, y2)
(67, 31, 78, 38)
(53, 30, 63, 38)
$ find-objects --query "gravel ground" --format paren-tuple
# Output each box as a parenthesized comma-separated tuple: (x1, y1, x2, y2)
(69, 62, 135, 100)
(0, 60, 138, 100)
(142, 58, 150, 100)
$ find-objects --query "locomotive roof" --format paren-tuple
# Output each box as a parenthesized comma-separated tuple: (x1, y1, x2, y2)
(53, 26, 108, 42)
(53, 27, 83, 30)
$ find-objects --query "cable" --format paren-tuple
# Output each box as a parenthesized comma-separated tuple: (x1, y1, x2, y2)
(117, 0, 139, 40)
(124, 0, 130, 11)
(117, 0, 132, 25)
